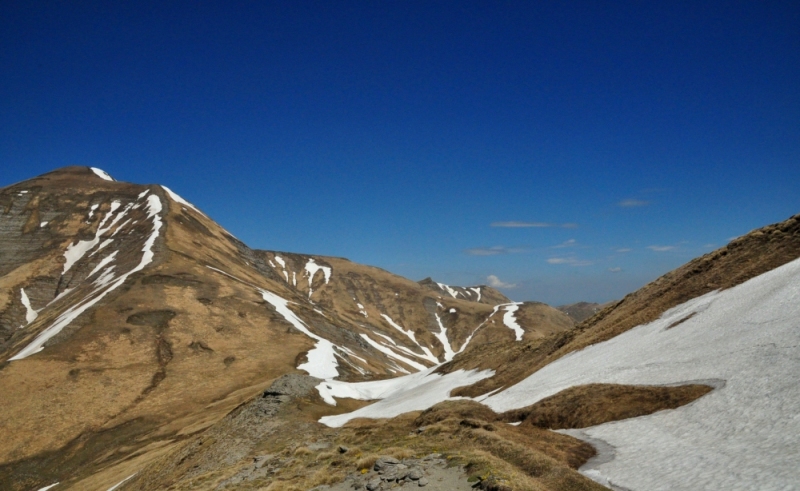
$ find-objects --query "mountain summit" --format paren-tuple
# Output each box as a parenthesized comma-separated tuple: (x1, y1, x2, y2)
(0, 167, 574, 490)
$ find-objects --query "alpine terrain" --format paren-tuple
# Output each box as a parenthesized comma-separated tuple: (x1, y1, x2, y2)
(1, 167, 798, 491)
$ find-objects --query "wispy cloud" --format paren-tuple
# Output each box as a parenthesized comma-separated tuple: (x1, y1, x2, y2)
(647, 245, 675, 252)
(608, 267, 623, 273)
(491, 221, 578, 228)
(464, 245, 527, 256)
(615, 248, 632, 253)
(487, 275, 516, 289)
(547, 257, 593, 266)
(552, 239, 577, 248)
(618, 199, 650, 208)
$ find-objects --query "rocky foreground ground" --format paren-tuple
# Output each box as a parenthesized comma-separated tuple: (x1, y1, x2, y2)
(321, 454, 473, 491)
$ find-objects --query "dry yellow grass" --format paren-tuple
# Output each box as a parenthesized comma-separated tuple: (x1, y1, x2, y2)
(501, 383, 713, 430)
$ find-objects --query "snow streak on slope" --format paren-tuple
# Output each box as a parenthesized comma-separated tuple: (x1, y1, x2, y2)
(106, 473, 137, 491)
(436, 282, 460, 299)
(484, 257, 800, 491)
(433, 313, 456, 361)
(9, 194, 163, 361)
(318, 367, 494, 426)
(161, 185, 205, 217)
(359, 333, 425, 372)
(258, 289, 339, 379)
(20, 288, 38, 325)
(501, 303, 524, 341)
(63, 201, 124, 273)
(470, 287, 482, 302)
(380, 314, 439, 364)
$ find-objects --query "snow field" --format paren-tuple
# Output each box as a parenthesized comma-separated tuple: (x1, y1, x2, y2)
(483, 257, 800, 491)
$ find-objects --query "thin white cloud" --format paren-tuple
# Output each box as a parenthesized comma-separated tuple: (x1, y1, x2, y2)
(618, 199, 650, 208)
(553, 239, 577, 248)
(465, 246, 528, 256)
(647, 245, 675, 252)
(547, 257, 593, 266)
(615, 248, 632, 253)
(486, 275, 516, 289)
(608, 267, 623, 273)
(491, 221, 578, 228)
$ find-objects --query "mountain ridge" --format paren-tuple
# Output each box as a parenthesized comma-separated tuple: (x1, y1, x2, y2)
(0, 167, 574, 490)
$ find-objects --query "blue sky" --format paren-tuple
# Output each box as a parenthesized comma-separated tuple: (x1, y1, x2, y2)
(2, 1, 799, 305)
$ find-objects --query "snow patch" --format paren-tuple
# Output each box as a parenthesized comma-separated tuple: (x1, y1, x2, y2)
(433, 313, 456, 361)
(88, 251, 118, 278)
(39, 221, 48, 228)
(318, 367, 494, 426)
(258, 289, 339, 379)
(90, 167, 114, 181)
(304, 258, 331, 298)
(36, 484, 59, 491)
(360, 333, 427, 372)
(436, 282, 460, 299)
(20, 288, 38, 324)
(470, 287, 482, 302)
(502, 303, 525, 341)
(380, 314, 438, 364)
(63, 200, 132, 274)
(161, 185, 205, 216)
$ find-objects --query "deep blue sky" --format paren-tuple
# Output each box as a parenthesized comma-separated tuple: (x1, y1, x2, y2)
(2, 1, 799, 304)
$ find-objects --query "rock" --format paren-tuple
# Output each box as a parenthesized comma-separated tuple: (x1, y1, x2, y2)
(374, 455, 401, 471)
(418, 477, 429, 487)
(338, 445, 349, 454)
(407, 468, 424, 480)
(366, 478, 382, 491)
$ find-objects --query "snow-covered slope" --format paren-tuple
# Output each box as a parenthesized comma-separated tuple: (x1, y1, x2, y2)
(482, 256, 800, 491)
